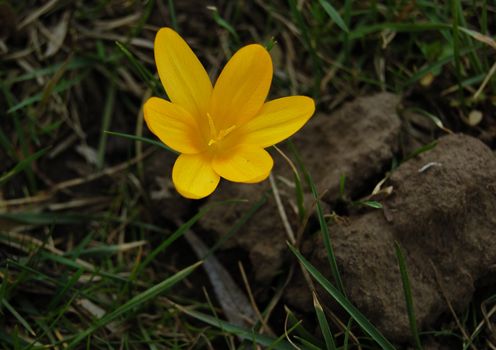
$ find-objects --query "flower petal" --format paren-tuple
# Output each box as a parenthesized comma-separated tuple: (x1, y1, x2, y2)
(155, 28, 212, 119)
(234, 96, 315, 148)
(212, 145, 273, 183)
(172, 153, 220, 199)
(144, 97, 206, 154)
(210, 44, 272, 130)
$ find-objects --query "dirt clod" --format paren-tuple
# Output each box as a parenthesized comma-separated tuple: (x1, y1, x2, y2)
(288, 133, 496, 341)
(293, 92, 402, 202)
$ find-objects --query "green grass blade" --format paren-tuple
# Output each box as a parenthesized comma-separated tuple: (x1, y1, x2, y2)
(135, 199, 241, 277)
(395, 242, 422, 350)
(2, 298, 36, 337)
(288, 243, 395, 350)
(168, 0, 178, 31)
(7, 75, 86, 114)
(481, 0, 488, 34)
(8, 57, 92, 84)
(318, 0, 349, 33)
(208, 6, 240, 44)
(47, 268, 84, 310)
(343, 318, 353, 350)
(0, 329, 30, 349)
(286, 164, 306, 222)
(404, 141, 438, 162)
(115, 41, 163, 96)
(354, 200, 383, 209)
(0, 147, 49, 186)
(0, 125, 16, 160)
(405, 108, 451, 133)
(288, 142, 345, 295)
(350, 22, 451, 40)
(293, 172, 306, 221)
(313, 292, 337, 350)
(450, 0, 464, 103)
(104, 130, 176, 153)
(0, 212, 86, 225)
(402, 45, 478, 88)
(38, 251, 128, 283)
(135, 209, 208, 276)
(178, 307, 293, 350)
(66, 261, 202, 349)
(343, 0, 352, 59)
(293, 336, 322, 350)
(97, 82, 116, 169)
(287, 0, 322, 94)
(309, 175, 345, 293)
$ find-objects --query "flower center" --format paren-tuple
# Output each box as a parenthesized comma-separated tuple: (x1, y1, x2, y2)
(207, 112, 236, 146)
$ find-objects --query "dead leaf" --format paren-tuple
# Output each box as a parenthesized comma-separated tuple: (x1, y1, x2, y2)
(184, 230, 257, 328)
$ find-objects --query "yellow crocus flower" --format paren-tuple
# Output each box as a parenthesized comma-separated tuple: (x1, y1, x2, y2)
(144, 28, 315, 199)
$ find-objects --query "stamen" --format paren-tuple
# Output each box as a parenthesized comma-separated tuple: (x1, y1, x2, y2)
(205, 112, 237, 147)
(207, 112, 217, 137)
(218, 125, 237, 139)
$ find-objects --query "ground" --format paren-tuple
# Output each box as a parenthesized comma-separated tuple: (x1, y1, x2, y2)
(1, 1, 496, 349)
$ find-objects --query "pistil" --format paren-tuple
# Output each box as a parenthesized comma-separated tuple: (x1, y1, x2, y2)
(206, 112, 237, 146)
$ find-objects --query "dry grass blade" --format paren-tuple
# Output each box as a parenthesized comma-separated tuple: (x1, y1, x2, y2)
(238, 261, 275, 336)
(75, 298, 119, 334)
(47, 196, 111, 211)
(17, 0, 59, 29)
(473, 61, 496, 100)
(468, 300, 496, 346)
(459, 27, 496, 50)
(431, 260, 476, 350)
(269, 173, 296, 244)
(2, 231, 145, 280)
(0, 148, 153, 215)
(283, 310, 302, 350)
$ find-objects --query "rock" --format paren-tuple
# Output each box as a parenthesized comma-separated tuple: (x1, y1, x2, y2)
(288, 134, 496, 342)
(200, 93, 402, 285)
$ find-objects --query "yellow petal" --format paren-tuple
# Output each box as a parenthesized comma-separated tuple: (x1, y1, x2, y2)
(234, 96, 315, 148)
(210, 44, 272, 131)
(172, 153, 220, 199)
(155, 28, 212, 119)
(212, 145, 273, 183)
(144, 97, 206, 154)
